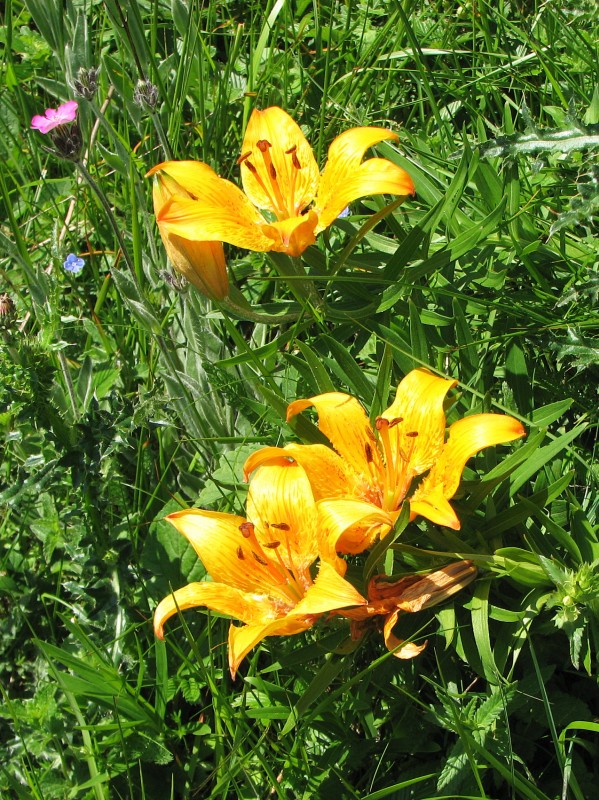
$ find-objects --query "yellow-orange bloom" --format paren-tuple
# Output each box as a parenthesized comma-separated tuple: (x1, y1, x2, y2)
(152, 170, 229, 300)
(342, 560, 478, 658)
(153, 461, 368, 679)
(245, 368, 526, 552)
(148, 106, 414, 259)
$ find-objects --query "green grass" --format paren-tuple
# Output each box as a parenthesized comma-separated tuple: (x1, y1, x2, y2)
(1, 0, 598, 797)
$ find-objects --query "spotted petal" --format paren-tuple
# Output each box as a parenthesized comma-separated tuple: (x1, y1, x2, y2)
(246, 461, 319, 577)
(240, 106, 320, 217)
(382, 368, 457, 476)
(165, 509, 288, 599)
(226, 561, 366, 678)
(245, 443, 356, 501)
(287, 392, 383, 485)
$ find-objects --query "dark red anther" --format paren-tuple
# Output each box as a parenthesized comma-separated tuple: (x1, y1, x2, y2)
(388, 417, 404, 428)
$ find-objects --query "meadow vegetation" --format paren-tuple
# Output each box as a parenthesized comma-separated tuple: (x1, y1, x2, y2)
(1, 0, 598, 797)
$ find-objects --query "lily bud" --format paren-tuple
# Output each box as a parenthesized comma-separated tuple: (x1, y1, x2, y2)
(152, 172, 229, 301)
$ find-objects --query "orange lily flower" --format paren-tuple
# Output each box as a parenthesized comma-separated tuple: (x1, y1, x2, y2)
(245, 368, 526, 553)
(152, 169, 229, 300)
(153, 461, 368, 679)
(342, 560, 478, 658)
(148, 106, 414, 259)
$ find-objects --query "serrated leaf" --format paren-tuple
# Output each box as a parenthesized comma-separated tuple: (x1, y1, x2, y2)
(550, 329, 599, 373)
(480, 126, 599, 157)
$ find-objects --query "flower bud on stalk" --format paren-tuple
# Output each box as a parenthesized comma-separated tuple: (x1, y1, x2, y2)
(73, 67, 100, 101)
(133, 80, 159, 110)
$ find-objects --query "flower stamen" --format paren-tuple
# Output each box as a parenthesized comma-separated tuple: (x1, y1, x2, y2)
(284, 144, 302, 215)
(376, 417, 399, 510)
(253, 139, 289, 219)
(238, 522, 303, 603)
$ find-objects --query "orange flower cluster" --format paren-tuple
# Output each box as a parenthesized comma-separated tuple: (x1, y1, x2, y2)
(149, 106, 415, 300)
(154, 368, 525, 678)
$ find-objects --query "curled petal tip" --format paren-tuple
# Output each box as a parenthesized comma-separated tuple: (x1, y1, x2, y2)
(286, 398, 313, 423)
(243, 446, 292, 481)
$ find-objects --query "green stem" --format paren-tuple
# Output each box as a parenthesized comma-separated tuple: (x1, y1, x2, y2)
(75, 160, 139, 287)
(219, 293, 299, 323)
(149, 109, 173, 160)
(57, 350, 79, 420)
(267, 252, 323, 317)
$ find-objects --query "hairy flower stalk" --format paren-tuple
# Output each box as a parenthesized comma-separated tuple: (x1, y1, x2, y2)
(245, 368, 526, 552)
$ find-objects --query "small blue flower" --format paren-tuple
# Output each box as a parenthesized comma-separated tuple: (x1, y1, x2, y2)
(63, 253, 85, 274)
(337, 206, 350, 219)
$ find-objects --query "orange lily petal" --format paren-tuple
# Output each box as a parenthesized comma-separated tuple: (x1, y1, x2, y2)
(148, 160, 222, 197)
(291, 561, 367, 616)
(228, 614, 313, 679)
(287, 392, 383, 486)
(382, 610, 428, 659)
(245, 443, 356, 501)
(152, 159, 275, 250)
(315, 127, 415, 229)
(240, 107, 320, 218)
(379, 561, 477, 658)
(243, 446, 294, 479)
(382, 368, 458, 476)
(261, 211, 318, 256)
(226, 562, 367, 679)
(157, 193, 277, 252)
(410, 414, 526, 525)
(409, 487, 461, 529)
(163, 235, 228, 300)
(317, 498, 395, 555)
(372, 561, 478, 614)
(165, 509, 290, 601)
(153, 581, 277, 639)
(245, 461, 318, 578)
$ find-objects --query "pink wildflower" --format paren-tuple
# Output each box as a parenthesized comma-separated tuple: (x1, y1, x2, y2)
(31, 101, 79, 134)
